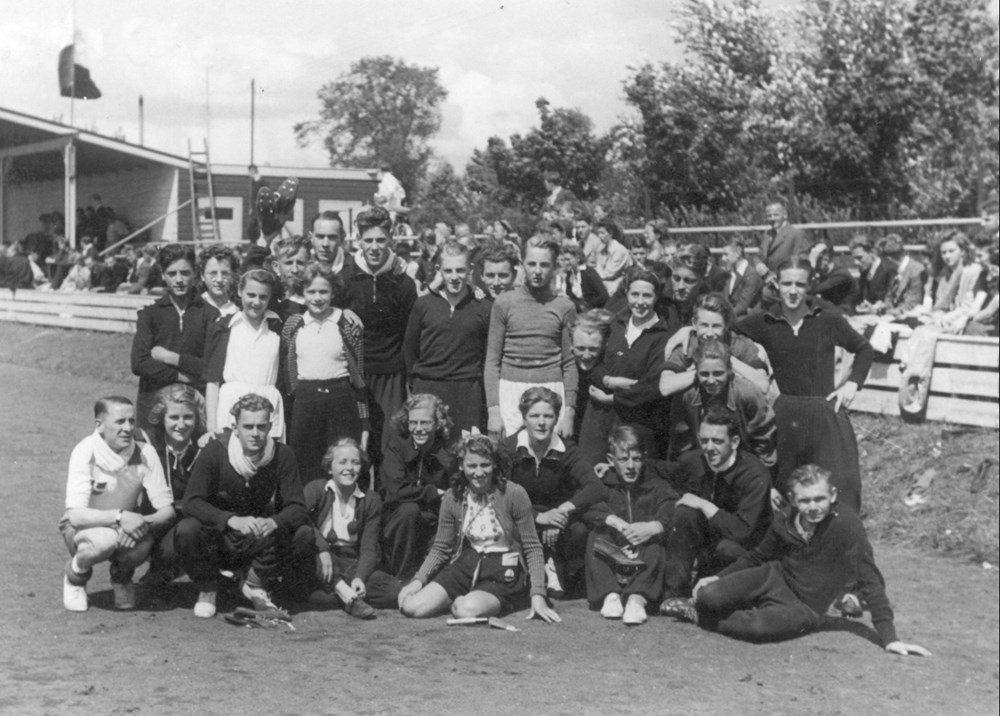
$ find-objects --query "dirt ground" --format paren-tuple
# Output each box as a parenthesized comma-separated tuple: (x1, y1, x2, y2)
(1, 361, 998, 716)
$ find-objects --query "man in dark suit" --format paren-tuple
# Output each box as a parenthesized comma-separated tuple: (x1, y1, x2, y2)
(543, 170, 579, 219)
(757, 201, 812, 277)
(876, 234, 926, 315)
(850, 234, 898, 312)
(719, 237, 763, 317)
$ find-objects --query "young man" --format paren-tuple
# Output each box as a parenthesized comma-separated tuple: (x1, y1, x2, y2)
(687, 464, 931, 656)
(272, 234, 311, 319)
(339, 206, 418, 453)
(719, 237, 763, 317)
(485, 236, 578, 438)
(850, 234, 898, 312)
(475, 240, 519, 300)
(310, 211, 348, 272)
(130, 245, 219, 427)
(175, 394, 307, 617)
(403, 241, 492, 433)
(198, 244, 239, 317)
(659, 410, 772, 616)
(60, 397, 175, 612)
(877, 234, 926, 315)
(585, 426, 678, 626)
(758, 201, 811, 280)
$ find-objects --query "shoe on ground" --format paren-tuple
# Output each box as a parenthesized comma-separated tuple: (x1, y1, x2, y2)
(241, 582, 278, 611)
(659, 597, 697, 623)
(600, 593, 624, 619)
(623, 597, 648, 626)
(63, 575, 88, 612)
(344, 596, 376, 620)
(194, 590, 217, 618)
(838, 593, 863, 618)
(113, 582, 136, 610)
(307, 588, 341, 608)
(544, 558, 565, 600)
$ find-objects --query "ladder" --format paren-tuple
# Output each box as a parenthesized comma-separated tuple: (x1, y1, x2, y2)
(187, 139, 220, 245)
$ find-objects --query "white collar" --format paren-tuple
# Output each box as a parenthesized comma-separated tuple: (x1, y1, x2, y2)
(708, 451, 738, 475)
(630, 313, 659, 333)
(324, 480, 365, 501)
(516, 428, 566, 456)
(302, 308, 342, 326)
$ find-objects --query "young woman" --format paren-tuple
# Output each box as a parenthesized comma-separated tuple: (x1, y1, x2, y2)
(204, 269, 285, 440)
(581, 267, 672, 461)
(282, 263, 369, 484)
(504, 387, 605, 598)
(398, 434, 561, 624)
(291, 438, 401, 618)
(379, 394, 455, 581)
(923, 231, 986, 333)
(735, 257, 873, 513)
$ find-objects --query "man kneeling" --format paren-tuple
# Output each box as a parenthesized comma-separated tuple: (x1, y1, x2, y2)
(176, 394, 307, 618)
(61, 396, 175, 612)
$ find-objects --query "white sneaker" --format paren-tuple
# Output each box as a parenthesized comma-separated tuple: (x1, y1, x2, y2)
(113, 582, 136, 610)
(600, 593, 624, 619)
(623, 596, 648, 626)
(194, 591, 217, 618)
(240, 582, 277, 610)
(544, 557, 565, 599)
(63, 575, 88, 612)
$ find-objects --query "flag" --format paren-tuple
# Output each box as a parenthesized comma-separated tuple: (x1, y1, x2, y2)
(58, 44, 101, 99)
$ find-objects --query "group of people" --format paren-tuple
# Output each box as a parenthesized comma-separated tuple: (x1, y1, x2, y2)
(59, 193, 984, 657)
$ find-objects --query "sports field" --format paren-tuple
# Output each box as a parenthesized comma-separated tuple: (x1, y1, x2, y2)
(0, 326, 998, 715)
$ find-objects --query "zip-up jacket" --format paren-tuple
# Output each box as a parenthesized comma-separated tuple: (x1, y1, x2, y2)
(380, 433, 455, 510)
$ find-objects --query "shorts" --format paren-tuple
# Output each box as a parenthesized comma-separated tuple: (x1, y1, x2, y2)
(432, 544, 530, 615)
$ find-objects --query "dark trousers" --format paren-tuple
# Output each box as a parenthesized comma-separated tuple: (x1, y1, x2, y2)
(663, 506, 750, 598)
(288, 526, 400, 609)
(381, 502, 438, 581)
(585, 528, 666, 605)
(774, 395, 861, 513)
(168, 516, 278, 588)
(696, 561, 821, 642)
(289, 379, 363, 484)
(367, 371, 407, 478)
(411, 377, 485, 434)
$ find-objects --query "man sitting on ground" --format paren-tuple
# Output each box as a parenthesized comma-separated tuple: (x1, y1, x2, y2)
(60, 396, 175, 612)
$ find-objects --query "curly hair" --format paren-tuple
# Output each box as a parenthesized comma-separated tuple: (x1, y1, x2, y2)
(272, 234, 311, 259)
(300, 262, 345, 303)
(477, 239, 520, 269)
(157, 244, 196, 272)
(198, 244, 239, 275)
(390, 393, 454, 443)
(692, 337, 732, 370)
(449, 434, 510, 500)
(571, 308, 614, 340)
(146, 383, 207, 442)
(229, 393, 274, 421)
(356, 206, 393, 236)
(320, 437, 368, 475)
(238, 267, 282, 299)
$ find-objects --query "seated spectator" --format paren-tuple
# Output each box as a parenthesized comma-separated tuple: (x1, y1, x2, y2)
(505, 387, 605, 598)
(60, 396, 175, 612)
(289, 438, 401, 617)
(585, 426, 677, 626)
(876, 234, 926, 315)
(965, 242, 998, 336)
(118, 244, 161, 295)
(688, 464, 931, 656)
(659, 410, 772, 618)
(923, 231, 987, 333)
(177, 394, 307, 618)
(627, 233, 671, 285)
(198, 244, 239, 317)
(670, 338, 777, 470)
(718, 237, 763, 317)
(0, 241, 34, 291)
(380, 394, 455, 581)
(850, 234, 898, 313)
(398, 434, 561, 624)
(586, 220, 632, 295)
(88, 253, 118, 292)
(808, 243, 858, 313)
(554, 240, 608, 313)
(59, 253, 92, 292)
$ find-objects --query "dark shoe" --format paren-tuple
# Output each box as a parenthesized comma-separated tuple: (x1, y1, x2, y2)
(837, 593, 863, 618)
(344, 596, 376, 620)
(659, 597, 697, 623)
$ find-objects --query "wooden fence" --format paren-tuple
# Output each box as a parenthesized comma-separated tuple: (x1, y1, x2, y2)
(0, 289, 154, 333)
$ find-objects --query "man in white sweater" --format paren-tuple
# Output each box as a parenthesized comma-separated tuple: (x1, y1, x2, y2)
(60, 396, 175, 612)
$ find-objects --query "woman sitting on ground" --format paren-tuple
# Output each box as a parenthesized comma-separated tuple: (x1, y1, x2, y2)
(290, 438, 400, 618)
(380, 394, 455, 581)
(398, 434, 561, 623)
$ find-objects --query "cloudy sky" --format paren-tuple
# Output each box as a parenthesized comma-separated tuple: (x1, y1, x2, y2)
(2, 0, 690, 171)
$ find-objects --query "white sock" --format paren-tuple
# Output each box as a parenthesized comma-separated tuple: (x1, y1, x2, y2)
(334, 581, 355, 603)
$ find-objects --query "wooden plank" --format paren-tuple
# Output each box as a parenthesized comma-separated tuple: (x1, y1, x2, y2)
(891, 335, 1000, 369)
(0, 311, 136, 334)
(851, 387, 900, 417)
(862, 362, 999, 399)
(926, 395, 1000, 429)
(2, 290, 155, 309)
(0, 300, 139, 322)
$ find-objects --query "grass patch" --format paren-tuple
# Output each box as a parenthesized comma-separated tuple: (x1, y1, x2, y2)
(1, 321, 996, 562)
(854, 413, 999, 564)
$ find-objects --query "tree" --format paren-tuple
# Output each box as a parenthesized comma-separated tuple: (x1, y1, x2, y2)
(294, 56, 448, 194)
(465, 98, 608, 215)
(410, 161, 469, 228)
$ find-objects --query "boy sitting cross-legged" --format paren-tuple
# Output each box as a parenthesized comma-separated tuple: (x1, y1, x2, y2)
(681, 464, 930, 656)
